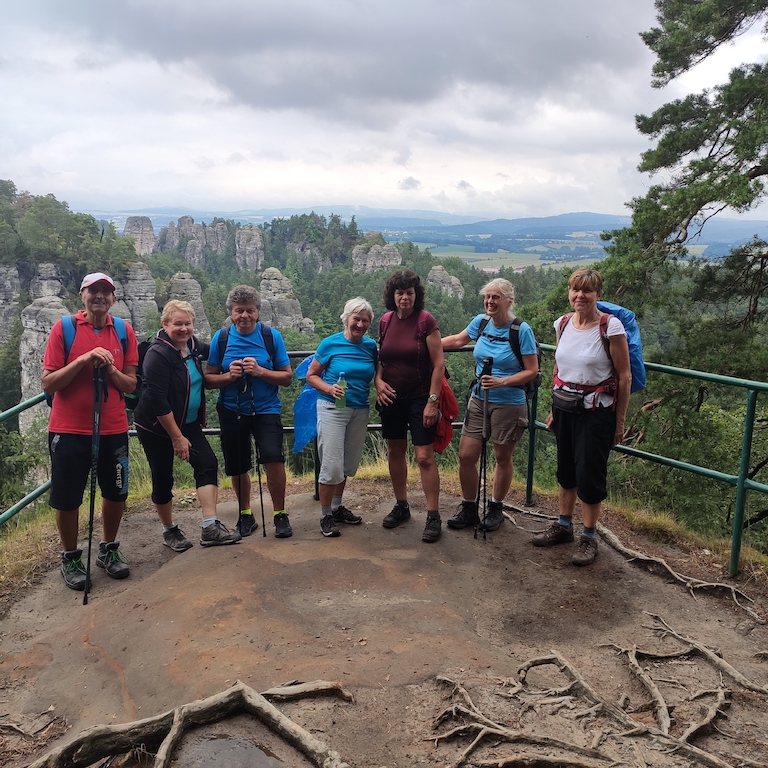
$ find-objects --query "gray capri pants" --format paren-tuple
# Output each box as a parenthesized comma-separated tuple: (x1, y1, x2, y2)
(316, 400, 370, 485)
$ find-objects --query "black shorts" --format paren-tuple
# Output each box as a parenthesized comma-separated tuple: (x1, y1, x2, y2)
(217, 404, 285, 475)
(137, 423, 219, 505)
(552, 406, 615, 505)
(379, 394, 436, 446)
(48, 432, 129, 511)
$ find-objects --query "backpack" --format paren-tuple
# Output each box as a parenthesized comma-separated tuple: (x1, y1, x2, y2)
(216, 322, 276, 368)
(122, 335, 153, 411)
(45, 314, 129, 407)
(557, 301, 646, 394)
(477, 315, 543, 401)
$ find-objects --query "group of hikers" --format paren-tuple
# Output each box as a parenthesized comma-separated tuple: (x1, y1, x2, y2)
(43, 266, 631, 592)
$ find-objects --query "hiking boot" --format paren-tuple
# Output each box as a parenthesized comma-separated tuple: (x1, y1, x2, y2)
(532, 521, 574, 547)
(332, 505, 362, 525)
(320, 514, 341, 537)
(236, 513, 259, 537)
(274, 513, 293, 539)
(447, 500, 479, 529)
(572, 535, 598, 566)
(479, 501, 504, 532)
(61, 549, 89, 591)
(382, 503, 411, 529)
(163, 526, 193, 552)
(200, 521, 242, 547)
(96, 542, 130, 579)
(422, 515, 442, 543)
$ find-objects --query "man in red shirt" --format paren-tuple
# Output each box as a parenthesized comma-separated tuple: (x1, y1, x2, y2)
(42, 273, 139, 590)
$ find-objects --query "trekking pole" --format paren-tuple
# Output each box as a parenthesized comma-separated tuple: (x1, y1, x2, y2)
(249, 380, 267, 537)
(475, 357, 493, 541)
(84, 366, 106, 606)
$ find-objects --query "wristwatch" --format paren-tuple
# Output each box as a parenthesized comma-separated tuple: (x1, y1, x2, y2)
(428, 393, 438, 403)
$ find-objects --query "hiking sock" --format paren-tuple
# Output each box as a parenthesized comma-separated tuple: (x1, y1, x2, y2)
(273, 510, 286, 517)
(582, 526, 596, 539)
(162, 523, 177, 533)
(240, 508, 253, 517)
(331, 495, 343, 511)
(427, 510, 440, 520)
(397, 500, 410, 511)
(558, 515, 573, 528)
(202, 516, 217, 527)
(321, 505, 333, 517)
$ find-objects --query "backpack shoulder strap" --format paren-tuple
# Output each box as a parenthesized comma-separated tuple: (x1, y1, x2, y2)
(508, 316, 523, 367)
(61, 315, 77, 364)
(217, 325, 231, 364)
(378, 311, 395, 345)
(598, 313, 611, 360)
(477, 315, 490, 336)
(557, 313, 574, 339)
(112, 316, 128, 354)
(261, 323, 276, 365)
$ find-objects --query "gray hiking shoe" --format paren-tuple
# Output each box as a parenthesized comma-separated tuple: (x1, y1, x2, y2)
(447, 500, 479, 529)
(61, 549, 89, 591)
(382, 503, 410, 528)
(321, 514, 341, 537)
(479, 501, 504, 532)
(96, 541, 130, 579)
(163, 525, 193, 552)
(200, 520, 242, 547)
(332, 505, 362, 524)
(532, 521, 574, 547)
(572, 535, 598, 566)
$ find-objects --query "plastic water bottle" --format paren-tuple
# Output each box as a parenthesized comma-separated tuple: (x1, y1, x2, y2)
(335, 371, 347, 408)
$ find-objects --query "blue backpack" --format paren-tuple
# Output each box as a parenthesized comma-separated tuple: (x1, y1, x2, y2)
(45, 315, 129, 406)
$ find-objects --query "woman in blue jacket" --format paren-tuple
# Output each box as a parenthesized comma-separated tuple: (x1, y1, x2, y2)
(134, 300, 241, 552)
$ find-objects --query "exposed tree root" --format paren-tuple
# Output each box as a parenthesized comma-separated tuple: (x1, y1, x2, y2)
(646, 612, 768, 694)
(26, 680, 352, 768)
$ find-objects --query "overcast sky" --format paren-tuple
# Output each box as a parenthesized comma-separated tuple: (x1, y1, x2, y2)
(2, 0, 766, 220)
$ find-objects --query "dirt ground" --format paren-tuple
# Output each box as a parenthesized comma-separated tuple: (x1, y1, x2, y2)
(1, 478, 768, 767)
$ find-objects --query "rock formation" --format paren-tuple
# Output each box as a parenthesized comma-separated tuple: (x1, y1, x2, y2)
(167, 272, 211, 341)
(428, 265, 465, 299)
(123, 216, 155, 257)
(184, 239, 204, 268)
(288, 241, 331, 274)
(0, 265, 21, 344)
(28, 262, 67, 301)
(155, 216, 233, 269)
(352, 243, 401, 274)
(259, 268, 313, 335)
(235, 225, 265, 272)
(119, 262, 158, 339)
(18, 296, 68, 435)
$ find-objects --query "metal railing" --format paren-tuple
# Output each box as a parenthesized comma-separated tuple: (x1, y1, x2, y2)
(2, 347, 767, 577)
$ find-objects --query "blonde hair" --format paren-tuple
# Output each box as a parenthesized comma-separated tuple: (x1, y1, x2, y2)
(480, 278, 515, 320)
(161, 299, 196, 324)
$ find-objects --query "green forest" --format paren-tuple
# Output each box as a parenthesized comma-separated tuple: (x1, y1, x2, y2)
(2, 0, 768, 559)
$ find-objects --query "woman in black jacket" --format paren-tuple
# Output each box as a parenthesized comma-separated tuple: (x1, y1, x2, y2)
(135, 300, 241, 552)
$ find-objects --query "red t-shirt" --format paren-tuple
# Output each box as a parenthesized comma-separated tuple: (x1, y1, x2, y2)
(378, 310, 439, 398)
(43, 311, 139, 435)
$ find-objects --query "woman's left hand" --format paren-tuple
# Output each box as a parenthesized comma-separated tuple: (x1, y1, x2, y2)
(480, 375, 502, 390)
(423, 400, 439, 428)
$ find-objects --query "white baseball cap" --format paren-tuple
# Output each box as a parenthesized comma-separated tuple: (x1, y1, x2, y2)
(80, 272, 116, 291)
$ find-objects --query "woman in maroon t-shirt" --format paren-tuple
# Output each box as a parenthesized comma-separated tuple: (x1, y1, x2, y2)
(375, 270, 445, 543)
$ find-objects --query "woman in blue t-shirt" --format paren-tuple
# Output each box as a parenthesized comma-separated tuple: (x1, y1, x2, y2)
(442, 278, 539, 533)
(306, 297, 378, 538)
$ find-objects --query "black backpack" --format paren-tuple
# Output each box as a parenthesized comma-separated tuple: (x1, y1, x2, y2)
(122, 336, 153, 411)
(477, 315, 542, 400)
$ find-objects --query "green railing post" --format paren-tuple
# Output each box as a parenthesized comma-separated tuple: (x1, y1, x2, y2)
(730, 388, 758, 577)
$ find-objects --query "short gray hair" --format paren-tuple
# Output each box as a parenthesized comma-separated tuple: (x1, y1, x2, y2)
(226, 284, 261, 313)
(340, 297, 374, 327)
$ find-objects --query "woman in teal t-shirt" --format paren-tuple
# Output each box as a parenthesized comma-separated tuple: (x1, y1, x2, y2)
(306, 297, 377, 538)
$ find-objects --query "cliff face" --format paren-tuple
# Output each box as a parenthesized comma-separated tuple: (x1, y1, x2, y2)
(0, 266, 22, 344)
(167, 272, 211, 341)
(235, 225, 265, 272)
(123, 216, 155, 256)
